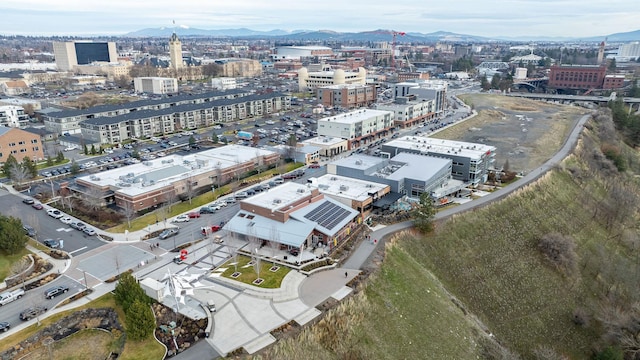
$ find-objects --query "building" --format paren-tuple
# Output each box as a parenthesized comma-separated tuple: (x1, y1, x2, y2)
(309, 174, 390, 214)
(224, 182, 359, 253)
(73, 145, 279, 212)
(133, 77, 179, 95)
(298, 67, 367, 92)
(509, 51, 543, 65)
(0, 127, 44, 163)
(169, 32, 184, 70)
(548, 64, 607, 90)
(514, 68, 528, 80)
(53, 41, 118, 71)
(0, 105, 30, 127)
(299, 136, 349, 157)
(273, 46, 333, 60)
(211, 59, 262, 78)
(393, 80, 447, 114)
(328, 153, 461, 202)
(316, 84, 377, 109)
(317, 109, 393, 149)
(617, 42, 640, 60)
(211, 77, 237, 90)
(380, 136, 496, 185)
(376, 96, 436, 128)
(603, 74, 626, 89)
(1, 80, 30, 96)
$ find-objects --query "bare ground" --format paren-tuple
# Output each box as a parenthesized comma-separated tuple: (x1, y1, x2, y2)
(435, 94, 590, 173)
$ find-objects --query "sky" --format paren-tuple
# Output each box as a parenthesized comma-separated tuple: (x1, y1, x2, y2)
(0, 0, 638, 38)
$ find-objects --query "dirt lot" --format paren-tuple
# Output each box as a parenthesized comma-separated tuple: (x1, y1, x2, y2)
(434, 94, 590, 173)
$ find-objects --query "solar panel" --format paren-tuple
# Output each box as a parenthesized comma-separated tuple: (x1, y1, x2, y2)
(304, 201, 352, 230)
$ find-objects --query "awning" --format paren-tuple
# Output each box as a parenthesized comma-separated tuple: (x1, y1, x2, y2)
(372, 192, 403, 208)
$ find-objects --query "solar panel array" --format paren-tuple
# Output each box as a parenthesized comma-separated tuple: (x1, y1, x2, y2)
(304, 201, 351, 230)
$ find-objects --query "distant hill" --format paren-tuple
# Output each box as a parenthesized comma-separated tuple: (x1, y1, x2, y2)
(122, 27, 640, 42)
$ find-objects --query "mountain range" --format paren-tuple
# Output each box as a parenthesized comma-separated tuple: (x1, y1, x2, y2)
(123, 27, 640, 42)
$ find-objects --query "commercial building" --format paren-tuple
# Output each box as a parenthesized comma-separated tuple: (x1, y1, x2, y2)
(273, 46, 333, 60)
(617, 42, 640, 59)
(0, 105, 30, 127)
(299, 136, 349, 157)
(308, 174, 390, 214)
(380, 136, 496, 185)
(0, 127, 44, 163)
(133, 77, 179, 95)
(393, 80, 448, 114)
(317, 109, 393, 149)
(1, 80, 30, 96)
(53, 41, 118, 71)
(316, 84, 377, 109)
(211, 77, 237, 90)
(209, 59, 262, 78)
(73, 145, 279, 212)
(548, 64, 607, 90)
(376, 96, 436, 128)
(298, 67, 367, 91)
(224, 182, 359, 252)
(328, 153, 461, 202)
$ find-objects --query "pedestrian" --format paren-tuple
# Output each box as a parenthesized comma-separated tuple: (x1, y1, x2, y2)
(344, 271, 348, 278)
(150, 243, 153, 250)
(156, 242, 159, 248)
(374, 238, 377, 244)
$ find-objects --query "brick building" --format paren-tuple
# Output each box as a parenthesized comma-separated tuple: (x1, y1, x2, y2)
(317, 84, 377, 109)
(0, 127, 44, 163)
(548, 65, 606, 90)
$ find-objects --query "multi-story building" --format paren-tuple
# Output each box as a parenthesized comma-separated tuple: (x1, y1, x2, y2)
(393, 80, 447, 114)
(53, 41, 118, 71)
(299, 136, 349, 157)
(376, 96, 436, 128)
(548, 64, 606, 90)
(1, 80, 30, 96)
(73, 145, 279, 212)
(309, 174, 390, 214)
(211, 77, 237, 90)
(273, 46, 333, 60)
(316, 84, 377, 109)
(224, 182, 359, 252)
(133, 77, 179, 94)
(380, 136, 496, 185)
(603, 74, 626, 89)
(0, 127, 44, 163)
(317, 109, 393, 149)
(0, 105, 30, 127)
(617, 42, 640, 59)
(79, 93, 291, 144)
(211, 59, 262, 78)
(298, 67, 367, 91)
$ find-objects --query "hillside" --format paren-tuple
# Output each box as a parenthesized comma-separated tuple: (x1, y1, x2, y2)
(258, 108, 640, 359)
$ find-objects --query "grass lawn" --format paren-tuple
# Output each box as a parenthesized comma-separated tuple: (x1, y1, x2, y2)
(0, 293, 165, 360)
(219, 255, 290, 288)
(21, 329, 113, 360)
(0, 247, 31, 282)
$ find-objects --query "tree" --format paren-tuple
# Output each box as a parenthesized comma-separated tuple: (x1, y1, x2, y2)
(21, 157, 37, 179)
(491, 74, 501, 89)
(188, 135, 196, 146)
(90, 144, 96, 155)
(10, 257, 31, 289)
(114, 272, 150, 310)
(0, 215, 27, 254)
(70, 159, 80, 175)
(125, 299, 156, 341)
(83, 187, 104, 212)
(253, 257, 262, 281)
(412, 192, 436, 233)
(56, 151, 64, 163)
(2, 154, 18, 178)
(83, 144, 88, 155)
(480, 74, 490, 91)
(46, 156, 53, 167)
(9, 162, 29, 188)
(122, 201, 136, 229)
(608, 58, 617, 72)
(211, 132, 219, 143)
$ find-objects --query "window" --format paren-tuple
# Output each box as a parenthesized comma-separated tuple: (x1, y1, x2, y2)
(18, 141, 25, 145)
(31, 139, 38, 144)
(8, 142, 15, 147)
(32, 147, 39, 151)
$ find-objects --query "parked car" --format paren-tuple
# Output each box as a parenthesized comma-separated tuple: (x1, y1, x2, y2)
(308, 163, 321, 169)
(83, 227, 96, 236)
(19, 306, 47, 321)
(187, 212, 201, 219)
(44, 285, 69, 299)
(70, 222, 86, 231)
(22, 198, 34, 205)
(59, 216, 73, 225)
(31, 203, 44, 210)
(23, 225, 36, 237)
(199, 206, 216, 214)
(159, 228, 180, 240)
(172, 215, 190, 223)
(43, 239, 60, 249)
(289, 248, 300, 256)
(46, 209, 63, 219)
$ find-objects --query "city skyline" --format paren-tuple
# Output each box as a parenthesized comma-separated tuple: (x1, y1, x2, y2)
(0, 0, 639, 38)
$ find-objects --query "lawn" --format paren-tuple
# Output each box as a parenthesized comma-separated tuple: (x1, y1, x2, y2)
(20, 329, 113, 360)
(0, 247, 31, 282)
(219, 255, 290, 288)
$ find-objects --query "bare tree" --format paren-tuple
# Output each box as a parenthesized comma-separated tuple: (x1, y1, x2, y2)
(60, 195, 75, 213)
(215, 162, 223, 189)
(9, 163, 29, 188)
(269, 225, 281, 265)
(253, 257, 262, 281)
(83, 187, 104, 212)
(10, 256, 31, 289)
(122, 201, 136, 229)
(163, 190, 177, 213)
(26, 213, 40, 241)
(246, 226, 261, 254)
(185, 176, 197, 204)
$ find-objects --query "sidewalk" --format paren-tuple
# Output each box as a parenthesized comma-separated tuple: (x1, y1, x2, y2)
(0, 244, 69, 291)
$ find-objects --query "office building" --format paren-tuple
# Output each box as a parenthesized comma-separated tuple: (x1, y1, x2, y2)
(298, 67, 367, 91)
(134, 77, 179, 94)
(548, 65, 607, 90)
(273, 46, 333, 60)
(317, 109, 393, 149)
(53, 41, 118, 71)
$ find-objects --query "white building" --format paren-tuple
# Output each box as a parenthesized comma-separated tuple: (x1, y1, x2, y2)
(211, 77, 237, 90)
(273, 46, 333, 60)
(0, 105, 30, 127)
(376, 98, 435, 128)
(317, 109, 393, 149)
(309, 174, 390, 214)
(298, 67, 367, 92)
(134, 77, 179, 94)
(53, 41, 118, 71)
(514, 67, 528, 80)
(617, 42, 640, 59)
(393, 80, 448, 114)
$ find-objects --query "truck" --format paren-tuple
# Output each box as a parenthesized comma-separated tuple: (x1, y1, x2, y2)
(0, 288, 25, 306)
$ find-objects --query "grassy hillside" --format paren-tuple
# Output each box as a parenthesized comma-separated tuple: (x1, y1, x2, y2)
(257, 109, 640, 359)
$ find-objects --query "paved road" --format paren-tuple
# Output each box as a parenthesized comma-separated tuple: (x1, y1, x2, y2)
(343, 112, 591, 271)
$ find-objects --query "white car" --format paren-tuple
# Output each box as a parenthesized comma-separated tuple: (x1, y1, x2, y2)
(60, 216, 73, 225)
(63, 145, 78, 151)
(46, 209, 64, 219)
(172, 215, 190, 223)
(265, 120, 275, 125)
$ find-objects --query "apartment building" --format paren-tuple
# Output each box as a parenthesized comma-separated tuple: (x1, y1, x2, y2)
(0, 105, 30, 128)
(134, 77, 179, 94)
(0, 127, 44, 163)
(317, 109, 393, 149)
(317, 84, 377, 109)
(376, 96, 436, 128)
(393, 80, 448, 114)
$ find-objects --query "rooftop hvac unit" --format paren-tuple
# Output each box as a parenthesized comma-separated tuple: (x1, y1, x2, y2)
(273, 199, 282, 204)
(297, 188, 305, 193)
(90, 175, 100, 181)
(330, 177, 337, 181)
(339, 185, 349, 191)
(355, 160, 363, 165)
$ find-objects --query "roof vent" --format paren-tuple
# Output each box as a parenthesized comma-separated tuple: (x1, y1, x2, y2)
(339, 185, 349, 191)
(273, 199, 282, 204)
(297, 188, 305, 193)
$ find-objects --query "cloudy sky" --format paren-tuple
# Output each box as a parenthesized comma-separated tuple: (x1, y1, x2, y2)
(1, 0, 638, 38)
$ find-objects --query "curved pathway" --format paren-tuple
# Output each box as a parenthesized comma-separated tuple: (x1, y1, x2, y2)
(342, 112, 591, 271)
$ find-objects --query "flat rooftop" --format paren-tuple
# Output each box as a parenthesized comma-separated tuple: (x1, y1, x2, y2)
(312, 174, 388, 202)
(385, 136, 495, 160)
(301, 136, 347, 146)
(380, 152, 451, 182)
(330, 154, 387, 172)
(77, 145, 275, 197)
(320, 109, 391, 125)
(240, 182, 313, 212)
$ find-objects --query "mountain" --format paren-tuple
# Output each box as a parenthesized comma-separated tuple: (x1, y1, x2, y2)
(580, 29, 640, 42)
(123, 27, 295, 37)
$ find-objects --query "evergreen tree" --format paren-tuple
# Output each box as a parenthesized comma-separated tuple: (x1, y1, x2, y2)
(21, 157, 37, 179)
(211, 132, 219, 143)
(56, 151, 64, 163)
(412, 192, 436, 233)
(83, 144, 88, 155)
(491, 74, 501, 89)
(188, 135, 196, 146)
(2, 154, 18, 178)
(46, 156, 53, 166)
(125, 299, 156, 341)
(90, 144, 96, 155)
(0, 215, 27, 254)
(70, 159, 80, 175)
(480, 74, 490, 91)
(114, 272, 150, 310)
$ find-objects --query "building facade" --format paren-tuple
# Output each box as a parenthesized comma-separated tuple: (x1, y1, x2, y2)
(393, 80, 447, 114)
(317, 109, 393, 149)
(0, 105, 30, 127)
(376, 96, 436, 128)
(0, 127, 44, 163)
(316, 84, 377, 109)
(53, 41, 118, 71)
(169, 33, 184, 70)
(298, 67, 367, 92)
(133, 77, 179, 94)
(603, 74, 625, 89)
(548, 65, 607, 90)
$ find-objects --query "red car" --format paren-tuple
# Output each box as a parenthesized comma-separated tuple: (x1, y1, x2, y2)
(32, 203, 44, 210)
(308, 163, 320, 169)
(188, 212, 201, 219)
(201, 225, 221, 236)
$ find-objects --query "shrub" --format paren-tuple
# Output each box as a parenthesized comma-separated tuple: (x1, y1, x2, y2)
(537, 233, 578, 275)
